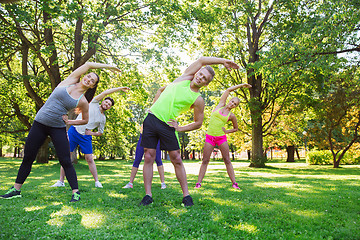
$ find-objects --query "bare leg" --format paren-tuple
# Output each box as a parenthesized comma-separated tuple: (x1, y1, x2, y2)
(218, 141, 237, 184)
(129, 167, 139, 184)
(169, 150, 189, 197)
(157, 165, 165, 183)
(84, 154, 99, 182)
(197, 142, 215, 184)
(14, 183, 22, 190)
(143, 148, 156, 196)
(59, 166, 65, 182)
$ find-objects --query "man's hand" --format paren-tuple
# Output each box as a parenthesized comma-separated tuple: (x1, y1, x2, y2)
(168, 119, 179, 131)
(223, 60, 240, 71)
(85, 129, 93, 135)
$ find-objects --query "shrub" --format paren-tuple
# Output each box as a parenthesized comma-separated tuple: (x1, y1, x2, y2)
(307, 150, 360, 165)
(306, 150, 333, 165)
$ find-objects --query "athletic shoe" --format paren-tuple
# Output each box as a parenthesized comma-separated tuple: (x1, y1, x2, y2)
(139, 195, 153, 206)
(182, 195, 194, 207)
(123, 183, 133, 189)
(194, 182, 201, 188)
(161, 182, 167, 189)
(0, 187, 21, 199)
(95, 181, 103, 188)
(51, 181, 65, 187)
(70, 191, 81, 202)
(232, 182, 241, 190)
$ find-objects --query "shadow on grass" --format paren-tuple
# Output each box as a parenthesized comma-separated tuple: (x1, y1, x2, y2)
(0, 157, 359, 239)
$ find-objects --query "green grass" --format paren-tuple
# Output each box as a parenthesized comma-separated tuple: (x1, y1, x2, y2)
(0, 157, 359, 240)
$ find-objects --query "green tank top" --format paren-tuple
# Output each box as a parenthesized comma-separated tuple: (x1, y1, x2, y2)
(207, 107, 230, 136)
(150, 80, 201, 123)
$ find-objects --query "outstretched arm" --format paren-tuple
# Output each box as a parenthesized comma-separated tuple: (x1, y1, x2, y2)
(218, 83, 252, 107)
(222, 114, 238, 134)
(173, 57, 240, 83)
(93, 87, 130, 101)
(58, 62, 121, 87)
(167, 96, 205, 132)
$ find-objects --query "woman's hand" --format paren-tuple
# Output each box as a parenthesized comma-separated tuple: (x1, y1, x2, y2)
(120, 87, 130, 93)
(241, 83, 252, 88)
(62, 115, 69, 124)
(108, 66, 121, 73)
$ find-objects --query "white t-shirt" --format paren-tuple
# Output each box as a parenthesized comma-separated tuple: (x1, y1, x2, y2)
(75, 99, 106, 135)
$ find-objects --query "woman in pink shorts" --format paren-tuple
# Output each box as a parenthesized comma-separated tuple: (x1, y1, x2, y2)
(195, 83, 251, 189)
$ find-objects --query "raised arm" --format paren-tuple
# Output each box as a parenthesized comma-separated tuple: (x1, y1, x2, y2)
(58, 62, 121, 87)
(93, 87, 130, 102)
(222, 113, 238, 134)
(217, 83, 252, 107)
(167, 96, 205, 132)
(173, 57, 240, 83)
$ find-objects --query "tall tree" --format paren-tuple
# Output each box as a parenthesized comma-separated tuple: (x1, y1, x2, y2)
(0, 0, 177, 162)
(305, 68, 360, 168)
(162, 0, 360, 167)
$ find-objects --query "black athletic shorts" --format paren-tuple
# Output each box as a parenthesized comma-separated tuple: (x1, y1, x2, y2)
(141, 113, 180, 151)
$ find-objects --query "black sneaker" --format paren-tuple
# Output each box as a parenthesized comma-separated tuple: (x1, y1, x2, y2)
(0, 187, 21, 199)
(182, 195, 194, 207)
(139, 194, 153, 206)
(70, 191, 81, 202)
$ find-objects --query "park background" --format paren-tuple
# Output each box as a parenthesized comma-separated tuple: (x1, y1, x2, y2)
(0, 0, 359, 239)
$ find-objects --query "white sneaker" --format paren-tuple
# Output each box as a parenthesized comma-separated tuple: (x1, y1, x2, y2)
(123, 183, 133, 188)
(51, 181, 65, 187)
(161, 182, 167, 189)
(95, 181, 103, 188)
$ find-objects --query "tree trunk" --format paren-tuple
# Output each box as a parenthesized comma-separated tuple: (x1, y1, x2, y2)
(36, 138, 50, 163)
(229, 144, 235, 161)
(295, 148, 300, 160)
(286, 146, 295, 162)
(17, 147, 21, 158)
(13, 147, 17, 158)
(184, 150, 190, 160)
(247, 150, 251, 160)
(192, 150, 195, 160)
(249, 112, 266, 167)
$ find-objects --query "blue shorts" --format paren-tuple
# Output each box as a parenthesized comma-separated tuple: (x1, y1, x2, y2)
(68, 125, 93, 154)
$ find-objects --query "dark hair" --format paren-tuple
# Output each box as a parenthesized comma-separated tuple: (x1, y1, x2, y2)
(104, 97, 115, 106)
(84, 73, 100, 103)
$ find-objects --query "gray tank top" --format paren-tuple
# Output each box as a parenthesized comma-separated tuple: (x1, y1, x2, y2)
(34, 86, 83, 128)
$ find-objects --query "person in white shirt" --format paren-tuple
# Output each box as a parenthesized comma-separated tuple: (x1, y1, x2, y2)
(51, 86, 130, 188)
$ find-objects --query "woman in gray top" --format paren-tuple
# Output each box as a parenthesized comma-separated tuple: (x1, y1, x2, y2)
(0, 62, 120, 202)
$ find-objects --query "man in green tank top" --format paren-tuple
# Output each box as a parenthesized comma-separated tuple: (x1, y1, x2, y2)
(139, 57, 239, 207)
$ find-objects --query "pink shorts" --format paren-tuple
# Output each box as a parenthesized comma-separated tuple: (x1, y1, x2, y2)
(205, 134, 227, 147)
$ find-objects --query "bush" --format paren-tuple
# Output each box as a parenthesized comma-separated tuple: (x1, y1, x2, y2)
(306, 150, 333, 165)
(307, 150, 360, 165)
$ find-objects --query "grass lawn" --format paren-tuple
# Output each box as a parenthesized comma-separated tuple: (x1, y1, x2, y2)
(0, 157, 359, 240)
